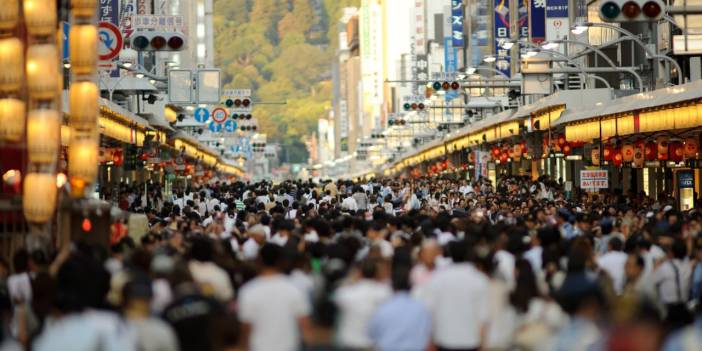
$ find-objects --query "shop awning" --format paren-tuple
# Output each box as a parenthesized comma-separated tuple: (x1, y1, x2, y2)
(511, 89, 613, 121)
(556, 80, 702, 126)
(99, 76, 158, 92)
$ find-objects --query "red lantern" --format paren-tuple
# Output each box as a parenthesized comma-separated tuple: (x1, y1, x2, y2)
(562, 143, 572, 156)
(671, 141, 684, 162)
(557, 135, 567, 148)
(139, 152, 149, 161)
(112, 151, 124, 166)
(492, 147, 501, 158)
(82, 218, 92, 232)
(613, 148, 623, 167)
(684, 138, 698, 159)
(603, 145, 613, 161)
(622, 144, 634, 162)
(499, 153, 508, 163)
(468, 151, 476, 163)
(645, 142, 657, 161)
(657, 136, 669, 161)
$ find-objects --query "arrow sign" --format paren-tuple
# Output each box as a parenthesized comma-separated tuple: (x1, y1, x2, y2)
(211, 107, 227, 123)
(194, 107, 209, 123)
(224, 120, 237, 132)
(98, 21, 123, 61)
(209, 121, 223, 133)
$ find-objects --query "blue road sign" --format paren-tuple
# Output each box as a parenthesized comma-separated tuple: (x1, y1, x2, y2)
(224, 120, 237, 132)
(194, 107, 210, 123)
(209, 121, 222, 133)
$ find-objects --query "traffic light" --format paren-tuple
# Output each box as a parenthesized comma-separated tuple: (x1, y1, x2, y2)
(599, 0, 663, 22)
(403, 102, 426, 111)
(130, 31, 186, 51)
(389, 118, 406, 126)
(231, 113, 252, 120)
(431, 81, 461, 91)
(224, 98, 251, 108)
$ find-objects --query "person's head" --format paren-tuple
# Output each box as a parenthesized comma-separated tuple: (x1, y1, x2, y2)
(259, 243, 283, 270)
(121, 275, 153, 317)
(608, 237, 623, 252)
(367, 220, 387, 241)
(189, 237, 214, 262)
(247, 224, 267, 244)
(624, 253, 645, 283)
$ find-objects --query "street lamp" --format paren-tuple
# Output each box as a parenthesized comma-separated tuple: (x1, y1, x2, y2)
(570, 21, 683, 84)
(548, 38, 644, 91)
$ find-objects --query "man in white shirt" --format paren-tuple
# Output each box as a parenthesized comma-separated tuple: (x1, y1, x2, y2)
(596, 237, 628, 295)
(341, 194, 358, 212)
(242, 224, 267, 260)
(416, 240, 490, 350)
(239, 244, 312, 351)
(333, 258, 391, 349)
(269, 218, 295, 247)
(187, 238, 234, 302)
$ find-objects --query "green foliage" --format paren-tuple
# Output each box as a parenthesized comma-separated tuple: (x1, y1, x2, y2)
(214, 0, 359, 163)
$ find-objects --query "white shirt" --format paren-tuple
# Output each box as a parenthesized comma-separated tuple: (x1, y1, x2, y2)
(188, 261, 234, 301)
(524, 246, 543, 273)
(333, 279, 391, 348)
(597, 251, 628, 295)
(341, 196, 358, 212)
(242, 238, 261, 260)
(416, 263, 490, 349)
(239, 275, 310, 351)
(653, 258, 692, 304)
(207, 198, 220, 213)
(495, 250, 516, 289)
(269, 233, 289, 246)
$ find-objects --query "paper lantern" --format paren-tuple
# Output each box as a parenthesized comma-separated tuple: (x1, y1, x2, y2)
(468, 151, 476, 163)
(633, 146, 645, 168)
(520, 142, 527, 153)
(603, 144, 613, 161)
(27, 109, 60, 164)
(69, 81, 98, 129)
(634, 139, 645, 152)
(499, 153, 508, 163)
(23, 0, 57, 37)
(23, 172, 57, 223)
(492, 147, 501, 158)
(591, 147, 601, 166)
(26, 44, 59, 100)
(69, 24, 98, 75)
(0, 98, 25, 142)
(657, 136, 669, 161)
(563, 143, 572, 156)
(622, 144, 634, 162)
(68, 132, 99, 189)
(670, 141, 684, 162)
(0, 0, 19, 30)
(685, 138, 698, 159)
(557, 135, 567, 147)
(112, 150, 123, 166)
(613, 148, 623, 167)
(645, 142, 657, 161)
(0, 38, 23, 93)
(71, 0, 96, 19)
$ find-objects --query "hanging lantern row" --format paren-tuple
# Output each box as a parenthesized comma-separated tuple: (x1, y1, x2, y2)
(589, 136, 699, 167)
(67, 0, 99, 199)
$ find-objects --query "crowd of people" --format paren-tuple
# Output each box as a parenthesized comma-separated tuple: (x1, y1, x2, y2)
(2, 173, 702, 350)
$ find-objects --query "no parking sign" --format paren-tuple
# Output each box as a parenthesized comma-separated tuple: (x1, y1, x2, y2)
(211, 108, 227, 123)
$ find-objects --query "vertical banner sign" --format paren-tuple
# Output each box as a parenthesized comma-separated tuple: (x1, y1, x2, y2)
(120, 0, 136, 39)
(444, 37, 459, 103)
(451, 0, 464, 48)
(494, 0, 510, 77)
(415, 54, 429, 96)
(518, 0, 529, 40)
(413, 0, 427, 55)
(99, 0, 120, 77)
(530, 0, 546, 43)
(546, 0, 569, 45)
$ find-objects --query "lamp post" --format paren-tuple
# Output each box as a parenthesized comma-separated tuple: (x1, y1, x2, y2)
(548, 39, 644, 91)
(571, 21, 683, 85)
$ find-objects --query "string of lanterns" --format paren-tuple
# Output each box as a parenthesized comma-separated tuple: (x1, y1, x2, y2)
(67, 0, 99, 198)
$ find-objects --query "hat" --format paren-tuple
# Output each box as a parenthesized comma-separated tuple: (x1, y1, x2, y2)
(663, 205, 673, 213)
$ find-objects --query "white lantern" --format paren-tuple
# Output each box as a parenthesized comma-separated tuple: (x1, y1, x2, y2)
(0, 0, 19, 30)
(27, 109, 60, 164)
(0, 38, 23, 93)
(69, 81, 98, 129)
(23, 172, 57, 223)
(26, 44, 59, 100)
(23, 0, 57, 37)
(68, 131, 99, 190)
(71, 0, 96, 19)
(69, 24, 97, 75)
(0, 98, 25, 142)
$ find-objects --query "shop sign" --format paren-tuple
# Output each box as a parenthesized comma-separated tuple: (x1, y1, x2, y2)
(645, 161, 661, 168)
(580, 170, 608, 189)
(679, 171, 694, 188)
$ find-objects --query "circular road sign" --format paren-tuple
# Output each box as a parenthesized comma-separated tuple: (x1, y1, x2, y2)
(209, 121, 223, 133)
(194, 107, 209, 123)
(211, 107, 228, 123)
(224, 120, 237, 132)
(98, 22, 123, 61)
